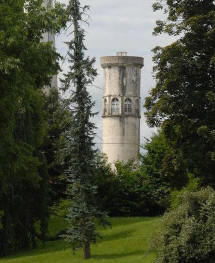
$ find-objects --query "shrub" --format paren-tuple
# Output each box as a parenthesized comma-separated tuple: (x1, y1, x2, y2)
(95, 157, 165, 216)
(154, 188, 215, 263)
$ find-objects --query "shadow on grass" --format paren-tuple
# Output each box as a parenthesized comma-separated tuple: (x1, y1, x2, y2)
(99, 229, 134, 243)
(4, 229, 134, 260)
(92, 249, 147, 259)
(3, 240, 68, 261)
(105, 217, 157, 228)
(3, 218, 159, 261)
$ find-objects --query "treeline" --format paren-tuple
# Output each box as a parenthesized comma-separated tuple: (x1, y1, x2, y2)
(1, 0, 215, 261)
(0, 0, 167, 257)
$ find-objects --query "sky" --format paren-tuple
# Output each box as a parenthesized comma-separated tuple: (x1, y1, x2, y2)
(55, 0, 173, 149)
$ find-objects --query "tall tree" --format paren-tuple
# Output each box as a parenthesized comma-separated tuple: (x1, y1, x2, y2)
(145, 0, 215, 188)
(0, 0, 66, 255)
(61, 0, 107, 259)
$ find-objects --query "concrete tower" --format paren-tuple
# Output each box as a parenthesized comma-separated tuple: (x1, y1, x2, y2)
(101, 52, 144, 165)
(42, 0, 55, 46)
(42, 0, 57, 91)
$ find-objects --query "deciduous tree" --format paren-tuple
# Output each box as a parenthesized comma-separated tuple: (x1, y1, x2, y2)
(145, 0, 215, 188)
(0, 0, 66, 255)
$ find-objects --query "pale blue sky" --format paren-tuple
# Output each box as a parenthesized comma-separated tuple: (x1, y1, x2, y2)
(56, 0, 174, 148)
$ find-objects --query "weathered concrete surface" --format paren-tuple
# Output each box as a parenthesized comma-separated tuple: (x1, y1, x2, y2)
(101, 53, 144, 165)
(42, 0, 57, 93)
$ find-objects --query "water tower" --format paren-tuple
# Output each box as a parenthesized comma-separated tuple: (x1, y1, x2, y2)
(42, 0, 57, 91)
(101, 52, 144, 165)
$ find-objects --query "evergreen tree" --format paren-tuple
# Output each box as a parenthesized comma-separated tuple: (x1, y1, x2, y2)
(145, 0, 215, 188)
(61, 0, 107, 259)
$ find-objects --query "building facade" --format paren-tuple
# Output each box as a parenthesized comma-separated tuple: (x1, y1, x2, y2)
(101, 52, 144, 165)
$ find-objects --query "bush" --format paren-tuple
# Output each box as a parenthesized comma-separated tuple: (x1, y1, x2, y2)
(95, 157, 165, 216)
(140, 132, 170, 209)
(154, 188, 215, 263)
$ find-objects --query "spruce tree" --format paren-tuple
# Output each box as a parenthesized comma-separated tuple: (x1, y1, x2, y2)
(61, 0, 107, 259)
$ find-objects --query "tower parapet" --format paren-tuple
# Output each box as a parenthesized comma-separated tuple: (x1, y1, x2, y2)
(101, 52, 144, 165)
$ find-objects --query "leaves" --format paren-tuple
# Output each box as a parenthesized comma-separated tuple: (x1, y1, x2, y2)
(145, 0, 215, 188)
(155, 188, 215, 263)
(0, 0, 67, 255)
(60, 0, 108, 257)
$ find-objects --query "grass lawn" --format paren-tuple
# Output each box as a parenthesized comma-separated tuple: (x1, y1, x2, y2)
(2, 216, 160, 263)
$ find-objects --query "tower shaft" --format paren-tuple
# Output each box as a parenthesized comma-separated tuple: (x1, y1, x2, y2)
(42, 0, 57, 91)
(101, 52, 144, 165)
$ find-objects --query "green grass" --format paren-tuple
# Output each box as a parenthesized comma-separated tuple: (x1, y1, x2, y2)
(1, 217, 160, 263)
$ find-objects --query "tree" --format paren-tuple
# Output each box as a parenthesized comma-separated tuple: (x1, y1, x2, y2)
(154, 188, 215, 263)
(140, 131, 170, 210)
(42, 88, 71, 205)
(95, 159, 145, 216)
(94, 151, 168, 217)
(0, 0, 66, 255)
(60, 0, 107, 259)
(145, 0, 215, 188)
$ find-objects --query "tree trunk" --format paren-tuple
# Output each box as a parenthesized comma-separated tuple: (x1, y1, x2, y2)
(83, 241, 91, 259)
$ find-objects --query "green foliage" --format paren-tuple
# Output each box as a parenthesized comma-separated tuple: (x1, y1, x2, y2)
(42, 89, 71, 204)
(155, 188, 215, 263)
(95, 146, 169, 217)
(145, 0, 215, 188)
(52, 199, 71, 218)
(95, 158, 147, 216)
(0, 0, 67, 256)
(60, 0, 108, 258)
(140, 132, 170, 209)
(170, 173, 200, 209)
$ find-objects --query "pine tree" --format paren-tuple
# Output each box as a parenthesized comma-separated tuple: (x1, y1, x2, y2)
(61, 0, 107, 259)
